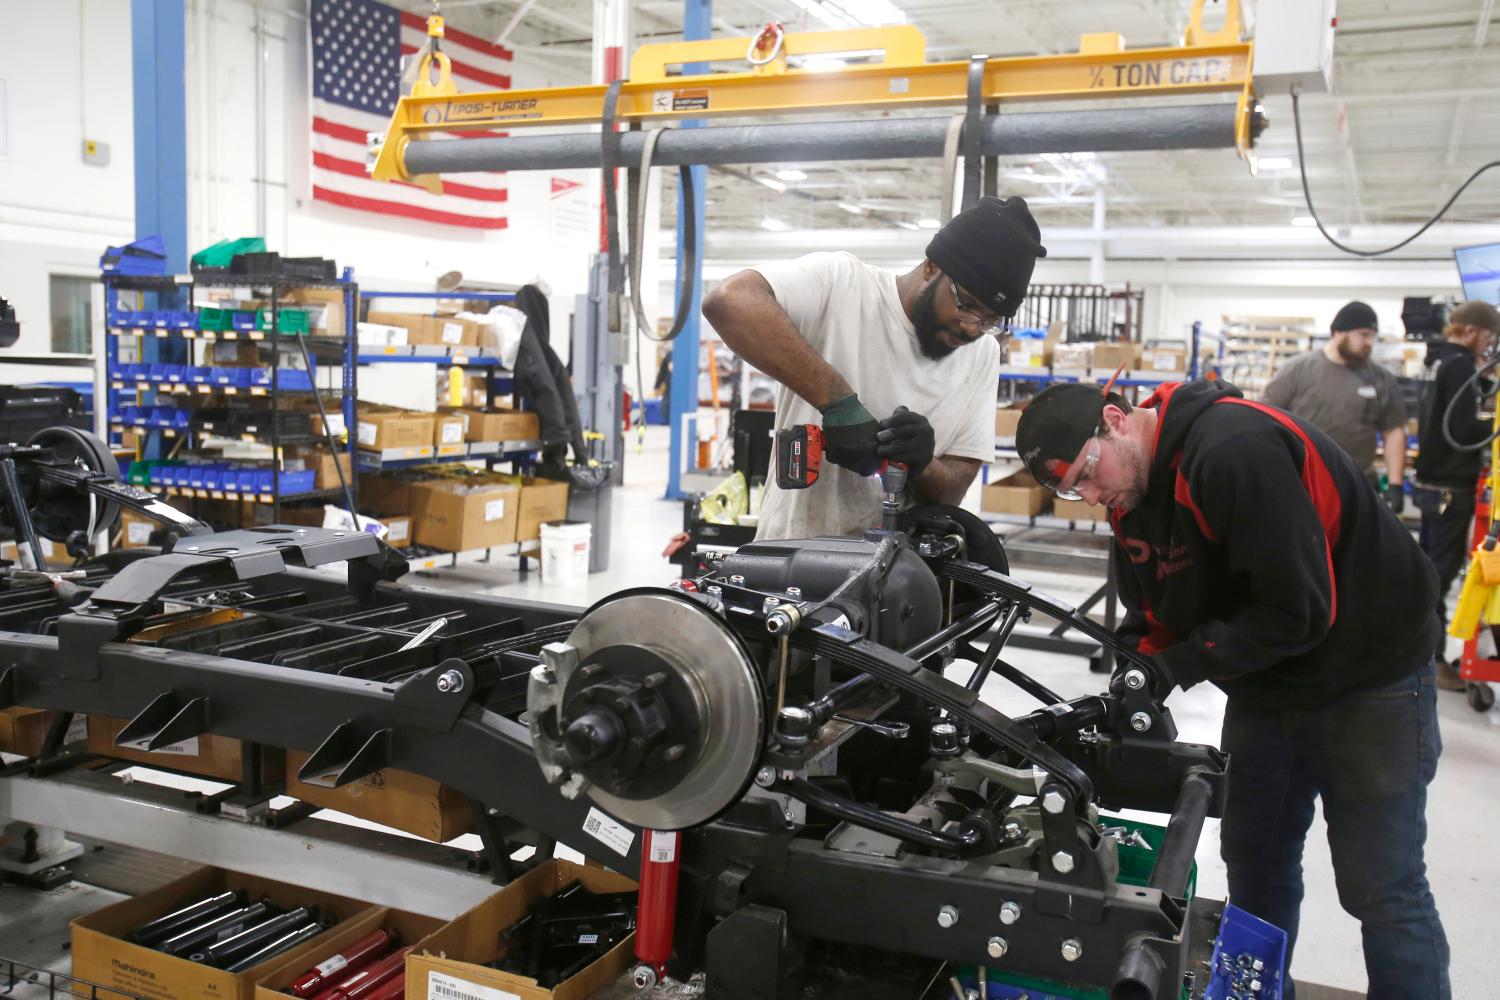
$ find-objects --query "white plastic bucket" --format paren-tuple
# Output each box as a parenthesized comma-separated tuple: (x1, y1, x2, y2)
(540, 520, 591, 586)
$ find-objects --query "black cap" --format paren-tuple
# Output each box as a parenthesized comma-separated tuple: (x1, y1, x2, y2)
(1014, 366, 1126, 488)
(926, 196, 1047, 319)
(1331, 301, 1378, 333)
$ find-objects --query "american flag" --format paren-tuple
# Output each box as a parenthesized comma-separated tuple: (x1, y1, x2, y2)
(310, 0, 511, 229)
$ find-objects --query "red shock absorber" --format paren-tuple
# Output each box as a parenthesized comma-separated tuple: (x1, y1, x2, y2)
(631, 830, 681, 990)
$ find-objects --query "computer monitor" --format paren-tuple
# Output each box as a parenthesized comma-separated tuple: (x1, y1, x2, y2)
(1455, 242, 1500, 307)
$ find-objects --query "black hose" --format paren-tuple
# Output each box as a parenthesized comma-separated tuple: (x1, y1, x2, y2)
(1440, 351, 1500, 453)
(1146, 767, 1214, 897)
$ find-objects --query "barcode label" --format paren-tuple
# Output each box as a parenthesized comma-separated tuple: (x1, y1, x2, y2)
(152, 736, 200, 756)
(583, 806, 636, 856)
(578, 933, 598, 945)
(484, 499, 505, 522)
(427, 972, 519, 1000)
(650, 830, 677, 863)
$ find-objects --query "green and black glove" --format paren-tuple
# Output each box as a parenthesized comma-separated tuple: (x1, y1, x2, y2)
(876, 406, 936, 477)
(817, 393, 881, 476)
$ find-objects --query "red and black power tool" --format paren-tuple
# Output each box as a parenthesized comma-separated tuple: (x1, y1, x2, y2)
(774, 423, 907, 529)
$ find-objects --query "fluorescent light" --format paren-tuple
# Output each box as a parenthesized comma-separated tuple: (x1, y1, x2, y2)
(1258, 156, 1293, 171)
(776, 168, 807, 182)
(917, 218, 940, 229)
(837, 202, 865, 215)
(1292, 215, 1317, 227)
(803, 57, 849, 73)
(755, 176, 787, 193)
(761, 218, 790, 232)
(895, 221, 921, 230)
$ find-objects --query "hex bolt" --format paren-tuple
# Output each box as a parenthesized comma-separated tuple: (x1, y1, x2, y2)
(1123, 668, 1146, 690)
(729, 574, 746, 585)
(706, 584, 722, 595)
(754, 766, 777, 787)
(999, 901, 1021, 925)
(1060, 938, 1083, 962)
(1003, 821, 1025, 842)
(1130, 711, 1152, 732)
(1051, 850, 1075, 874)
(436, 669, 464, 694)
(762, 596, 781, 614)
(936, 905, 959, 929)
(1041, 788, 1067, 814)
(986, 936, 1008, 959)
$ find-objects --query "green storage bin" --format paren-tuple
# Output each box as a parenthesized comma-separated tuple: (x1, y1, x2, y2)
(1112, 815, 1197, 899)
(258, 308, 309, 334)
(192, 237, 265, 269)
(125, 461, 155, 486)
(197, 307, 231, 332)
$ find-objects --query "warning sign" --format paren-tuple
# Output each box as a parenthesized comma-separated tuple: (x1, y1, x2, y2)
(653, 89, 710, 112)
(1087, 56, 1236, 90)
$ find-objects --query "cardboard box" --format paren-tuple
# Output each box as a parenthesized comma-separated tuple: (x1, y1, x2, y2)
(212, 341, 262, 366)
(1092, 342, 1140, 372)
(411, 480, 520, 552)
(382, 515, 412, 547)
(284, 751, 472, 842)
(0, 707, 83, 758)
(1052, 497, 1111, 522)
(358, 407, 436, 451)
(1051, 343, 1093, 371)
(254, 907, 444, 1000)
(995, 404, 1026, 439)
(433, 412, 466, 448)
(981, 469, 1049, 517)
(516, 478, 569, 544)
(87, 715, 286, 783)
(446, 408, 542, 443)
(357, 322, 409, 347)
(462, 374, 492, 410)
(1142, 346, 1187, 373)
(281, 287, 346, 337)
(406, 860, 638, 1000)
(422, 316, 477, 349)
(119, 508, 161, 548)
(72, 866, 371, 1000)
(0, 537, 73, 570)
(286, 446, 352, 491)
(366, 311, 428, 345)
(358, 473, 421, 517)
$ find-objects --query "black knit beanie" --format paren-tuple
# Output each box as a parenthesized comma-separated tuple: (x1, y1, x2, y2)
(926, 196, 1047, 318)
(1331, 301, 1378, 333)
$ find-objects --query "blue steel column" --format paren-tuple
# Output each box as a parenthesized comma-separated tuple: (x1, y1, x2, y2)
(132, 0, 189, 462)
(665, 0, 711, 500)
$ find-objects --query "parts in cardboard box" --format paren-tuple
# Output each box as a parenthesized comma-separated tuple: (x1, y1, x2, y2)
(490, 882, 637, 988)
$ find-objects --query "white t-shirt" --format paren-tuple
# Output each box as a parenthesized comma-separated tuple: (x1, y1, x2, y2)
(753, 251, 999, 540)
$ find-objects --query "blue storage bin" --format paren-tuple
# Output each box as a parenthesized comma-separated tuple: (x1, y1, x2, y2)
(278, 470, 316, 495)
(245, 469, 273, 494)
(131, 365, 150, 382)
(185, 465, 207, 489)
(173, 310, 197, 330)
(203, 468, 223, 491)
(170, 409, 191, 430)
(231, 311, 258, 332)
(118, 405, 141, 426)
(146, 364, 170, 383)
(148, 465, 169, 487)
(1205, 904, 1288, 1000)
(188, 366, 212, 385)
(162, 365, 187, 384)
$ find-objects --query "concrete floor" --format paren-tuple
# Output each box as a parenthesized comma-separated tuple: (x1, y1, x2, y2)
(2, 424, 1496, 997)
(405, 425, 1500, 998)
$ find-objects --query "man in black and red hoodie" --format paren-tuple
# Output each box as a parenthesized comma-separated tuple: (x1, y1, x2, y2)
(1016, 375, 1450, 1000)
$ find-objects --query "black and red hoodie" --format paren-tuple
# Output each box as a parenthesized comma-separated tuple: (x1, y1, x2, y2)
(1110, 377, 1439, 711)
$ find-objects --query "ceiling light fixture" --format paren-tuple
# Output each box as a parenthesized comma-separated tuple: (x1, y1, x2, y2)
(895, 221, 921, 230)
(761, 218, 790, 232)
(776, 168, 808, 182)
(917, 218, 940, 229)
(788, 0, 906, 29)
(756, 176, 787, 193)
(837, 202, 865, 215)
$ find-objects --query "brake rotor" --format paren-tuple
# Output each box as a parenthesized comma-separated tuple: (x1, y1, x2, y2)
(26, 427, 122, 543)
(529, 588, 764, 831)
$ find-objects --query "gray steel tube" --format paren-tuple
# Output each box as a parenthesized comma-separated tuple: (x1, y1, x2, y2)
(403, 103, 1237, 175)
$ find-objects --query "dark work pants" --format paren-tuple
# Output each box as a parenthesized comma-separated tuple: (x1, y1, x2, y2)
(1219, 660, 1450, 1000)
(1415, 486, 1477, 649)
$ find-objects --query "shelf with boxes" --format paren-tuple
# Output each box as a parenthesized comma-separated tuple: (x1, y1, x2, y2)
(102, 263, 359, 525)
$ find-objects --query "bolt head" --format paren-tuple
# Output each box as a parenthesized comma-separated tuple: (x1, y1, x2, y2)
(785, 586, 802, 598)
(1130, 711, 1152, 732)
(1060, 938, 1083, 962)
(729, 574, 746, 585)
(1051, 850, 1075, 874)
(1041, 789, 1066, 814)
(754, 766, 777, 787)
(436, 669, 464, 694)
(1123, 668, 1146, 690)
(986, 936, 1008, 959)
(936, 904, 959, 929)
(999, 901, 1021, 925)
(631, 964, 658, 990)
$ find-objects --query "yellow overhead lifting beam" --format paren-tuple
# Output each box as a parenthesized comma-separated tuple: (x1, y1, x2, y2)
(372, 0, 1255, 188)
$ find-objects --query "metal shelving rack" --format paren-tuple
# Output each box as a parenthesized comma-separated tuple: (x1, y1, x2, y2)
(102, 270, 359, 523)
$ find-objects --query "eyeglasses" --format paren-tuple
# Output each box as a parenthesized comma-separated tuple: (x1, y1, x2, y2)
(1043, 435, 1101, 501)
(948, 277, 1006, 337)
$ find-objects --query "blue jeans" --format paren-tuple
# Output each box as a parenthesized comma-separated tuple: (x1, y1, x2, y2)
(1219, 661, 1450, 1000)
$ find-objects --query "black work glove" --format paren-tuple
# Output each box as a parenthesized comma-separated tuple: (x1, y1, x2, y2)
(817, 393, 881, 476)
(875, 406, 936, 477)
(1385, 483, 1405, 515)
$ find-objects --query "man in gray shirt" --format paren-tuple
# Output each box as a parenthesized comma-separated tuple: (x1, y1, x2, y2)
(1263, 301, 1407, 511)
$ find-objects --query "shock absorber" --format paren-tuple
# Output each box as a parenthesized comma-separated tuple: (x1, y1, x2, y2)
(631, 830, 681, 990)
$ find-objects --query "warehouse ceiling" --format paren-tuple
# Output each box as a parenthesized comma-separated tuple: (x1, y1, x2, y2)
(410, 0, 1500, 240)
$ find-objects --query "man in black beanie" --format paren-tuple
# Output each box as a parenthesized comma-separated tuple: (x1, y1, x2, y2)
(703, 196, 1047, 539)
(1263, 300, 1408, 505)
